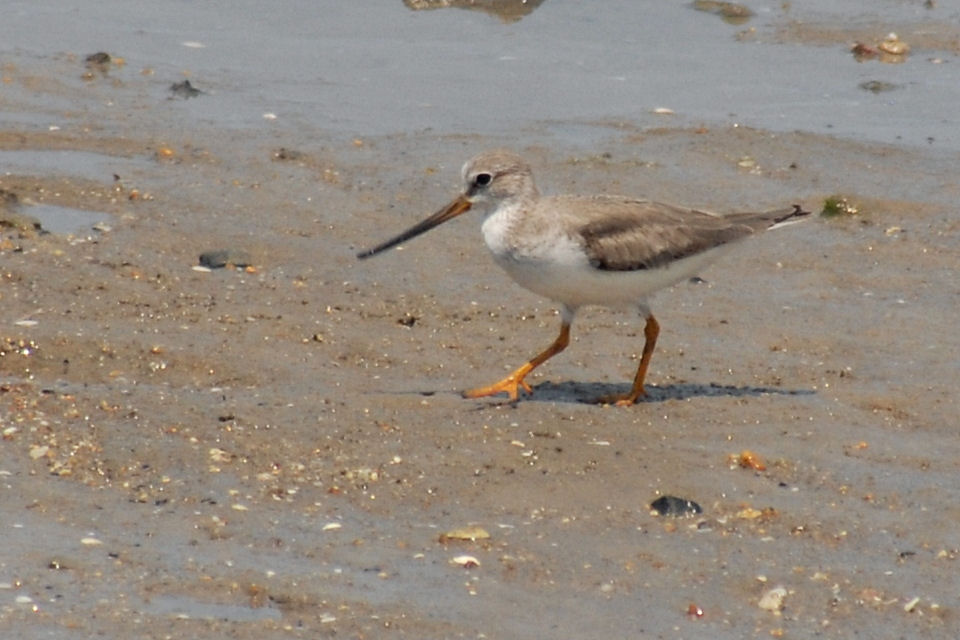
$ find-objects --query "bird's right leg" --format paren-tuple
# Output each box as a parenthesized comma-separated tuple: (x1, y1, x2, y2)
(463, 320, 571, 401)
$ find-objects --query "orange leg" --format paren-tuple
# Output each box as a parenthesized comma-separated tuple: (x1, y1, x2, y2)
(598, 314, 660, 406)
(463, 321, 571, 401)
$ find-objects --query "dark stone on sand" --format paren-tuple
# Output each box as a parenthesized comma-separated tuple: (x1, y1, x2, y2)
(85, 52, 112, 67)
(170, 80, 203, 99)
(199, 249, 252, 269)
(650, 495, 703, 517)
(273, 147, 307, 161)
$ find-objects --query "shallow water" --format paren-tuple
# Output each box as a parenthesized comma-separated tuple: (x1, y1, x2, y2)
(1, 1, 957, 149)
(25, 203, 112, 235)
(0, 150, 140, 183)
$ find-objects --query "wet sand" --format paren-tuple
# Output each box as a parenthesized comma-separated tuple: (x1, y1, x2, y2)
(2, 8, 960, 639)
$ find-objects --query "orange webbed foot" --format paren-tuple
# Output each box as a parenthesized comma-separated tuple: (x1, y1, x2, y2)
(463, 375, 533, 401)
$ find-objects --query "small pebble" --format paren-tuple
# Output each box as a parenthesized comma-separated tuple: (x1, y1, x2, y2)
(273, 147, 305, 161)
(208, 447, 231, 462)
(451, 555, 480, 568)
(759, 585, 788, 612)
(85, 52, 111, 66)
(29, 445, 49, 460)
(859, 80, 899, 94)
(878, 33, 910, 56)
(738, 449, 766, 471)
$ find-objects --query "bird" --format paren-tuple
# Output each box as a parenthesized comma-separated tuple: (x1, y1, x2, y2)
(357, 150, 808, 405)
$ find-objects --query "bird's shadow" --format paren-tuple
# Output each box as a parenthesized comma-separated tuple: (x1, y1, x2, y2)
(471, 380, 814, 407)
(398, 380, 813, 407)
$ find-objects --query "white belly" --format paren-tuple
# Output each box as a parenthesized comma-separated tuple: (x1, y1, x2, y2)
(492, 243, 733, 310)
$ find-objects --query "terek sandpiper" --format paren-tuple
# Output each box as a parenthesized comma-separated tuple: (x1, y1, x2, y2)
(357, 150, 808, 405)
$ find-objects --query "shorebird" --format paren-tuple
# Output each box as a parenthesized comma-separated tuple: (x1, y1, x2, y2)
(357, 150, 808, 405)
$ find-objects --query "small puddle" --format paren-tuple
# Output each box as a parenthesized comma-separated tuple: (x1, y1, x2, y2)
(0, 149, 147, 182)
(143, 594, 282, 622)
(22, 203, 112, 235)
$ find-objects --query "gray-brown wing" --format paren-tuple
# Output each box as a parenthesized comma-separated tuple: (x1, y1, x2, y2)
(575, 198, 754, 271)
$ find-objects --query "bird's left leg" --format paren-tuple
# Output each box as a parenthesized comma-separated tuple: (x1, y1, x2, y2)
(597, 313, 659, 406)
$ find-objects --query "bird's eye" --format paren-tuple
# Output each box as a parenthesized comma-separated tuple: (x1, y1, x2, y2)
(473, 173, 492, 188)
